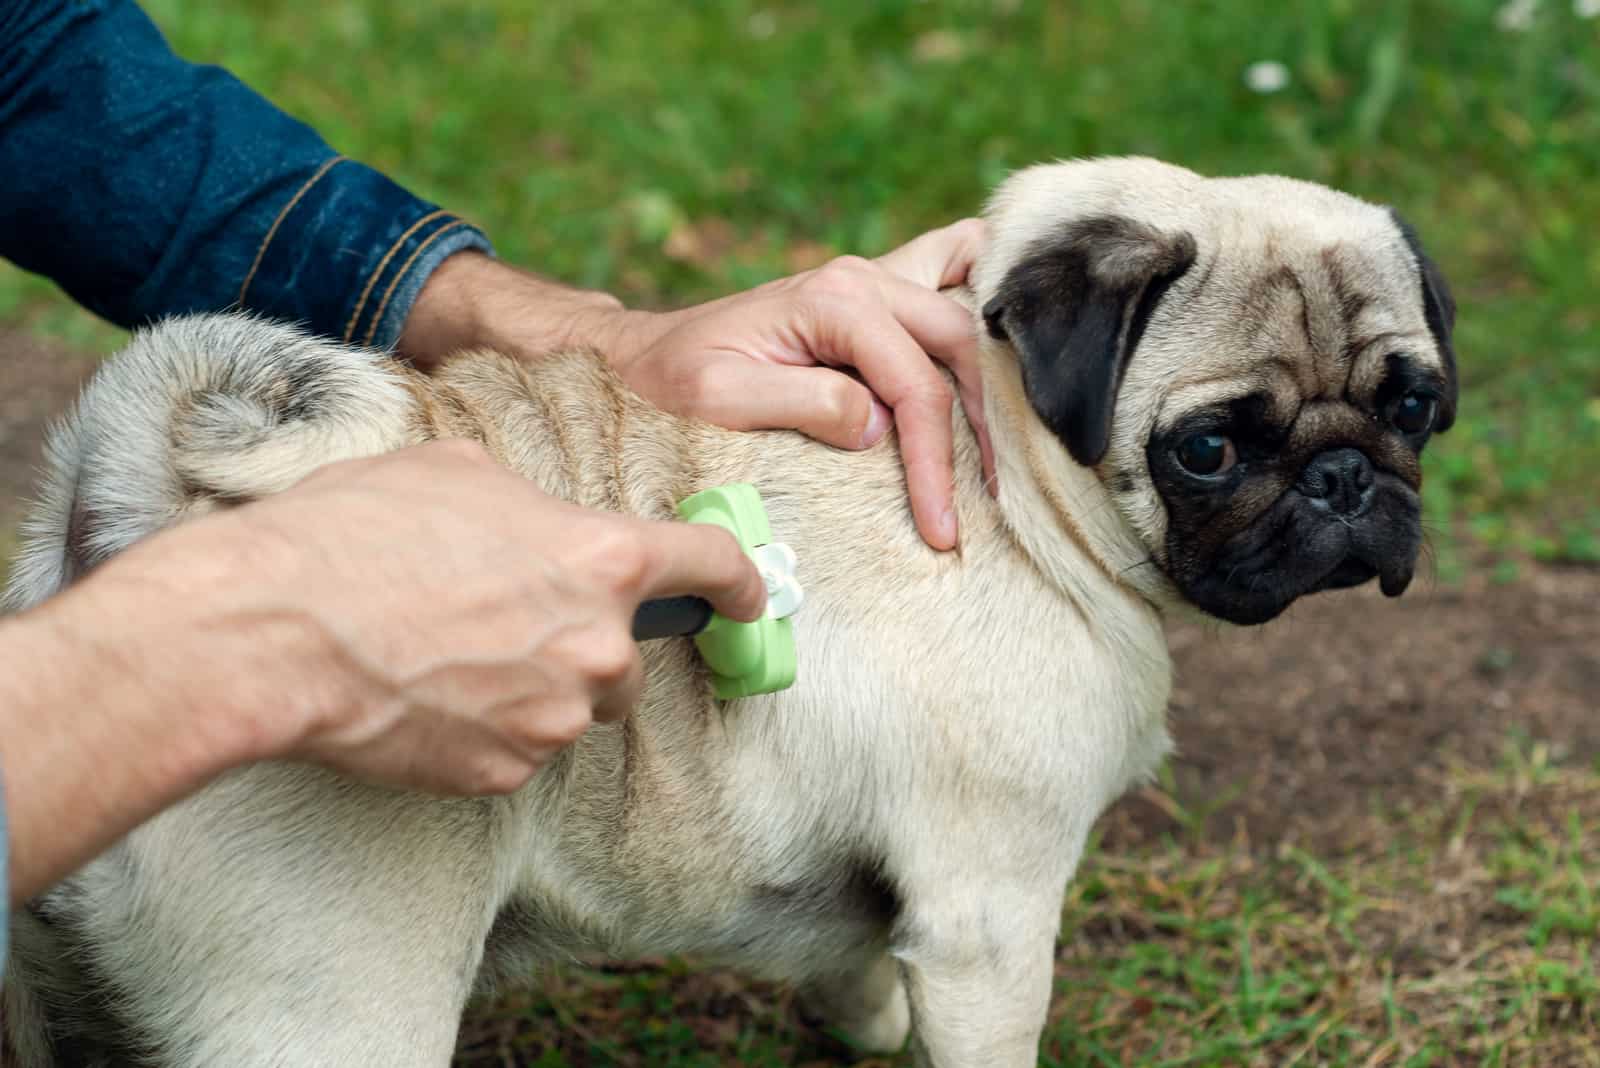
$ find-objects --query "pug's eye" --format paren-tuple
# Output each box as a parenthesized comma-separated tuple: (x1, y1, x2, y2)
(1174, 433, 1237, 477)
(1390, 391, 1438, 436)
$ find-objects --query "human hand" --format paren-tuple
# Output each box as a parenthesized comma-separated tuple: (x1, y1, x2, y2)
(399, 220, 992, 551)
(603, 220, 992, 550)
(0, 440, 763, 897)
(110, 440, 765, 797)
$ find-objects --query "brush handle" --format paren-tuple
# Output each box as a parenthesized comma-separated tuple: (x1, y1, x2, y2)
(631, 596, 715, 641)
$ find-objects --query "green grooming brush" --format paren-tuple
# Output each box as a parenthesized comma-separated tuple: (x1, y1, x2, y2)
(629, 483, 800, 699)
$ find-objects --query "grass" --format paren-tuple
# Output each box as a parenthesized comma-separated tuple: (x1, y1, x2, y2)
(2, 0, 1596, 566)
(1048, 769, 1600, 1066)
(453, 747, 1600, 1067)
(2, 2, 1596, 1065)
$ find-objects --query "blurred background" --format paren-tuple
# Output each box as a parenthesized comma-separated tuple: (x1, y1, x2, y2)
(1, 1, 1596, 1064)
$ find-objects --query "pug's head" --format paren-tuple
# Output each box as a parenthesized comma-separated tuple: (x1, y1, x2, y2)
(975, 158, 1458, 625)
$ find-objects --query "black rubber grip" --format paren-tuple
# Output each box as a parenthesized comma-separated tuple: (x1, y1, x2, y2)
(631, 595, 714, 641)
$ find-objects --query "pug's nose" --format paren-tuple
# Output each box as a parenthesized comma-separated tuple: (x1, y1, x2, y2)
(1297, 447, 1375, 518)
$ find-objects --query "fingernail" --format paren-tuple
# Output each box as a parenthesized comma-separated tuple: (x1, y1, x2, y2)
(939, 506, 957, 548)
(860, 401, 892, 447)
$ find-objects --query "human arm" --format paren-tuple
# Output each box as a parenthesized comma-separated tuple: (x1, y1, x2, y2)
(399, 220, 995, 550)
(0, 2, 988, 937)
(0, 441, 764, 904)
(0, 0, 992, 546)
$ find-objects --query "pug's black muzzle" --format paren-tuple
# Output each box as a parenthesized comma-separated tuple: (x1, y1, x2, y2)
(1182, 466, 1422, 625)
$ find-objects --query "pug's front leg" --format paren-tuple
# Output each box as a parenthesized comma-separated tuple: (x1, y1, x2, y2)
(893, 890, 1061, 1068)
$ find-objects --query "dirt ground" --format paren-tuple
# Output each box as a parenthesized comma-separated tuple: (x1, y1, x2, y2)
(1109, 566, 1600, 853)
(5, 330, 1596, 1064)
(0, 332, 102, 536)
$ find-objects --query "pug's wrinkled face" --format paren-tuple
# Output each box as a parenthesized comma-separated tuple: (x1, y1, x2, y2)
(978, 159, 1459, 625)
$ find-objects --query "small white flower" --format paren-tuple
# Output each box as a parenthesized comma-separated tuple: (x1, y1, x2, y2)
(1496, 0, 1540, 30)
(747, 10, 778, 39)
(1244, 61, 1291, 94)
(1576, 0, 1600, 19)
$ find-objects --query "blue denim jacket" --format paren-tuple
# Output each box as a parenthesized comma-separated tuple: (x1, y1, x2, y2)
(0, 0, 495, 969)
(0, 0, 493, 347)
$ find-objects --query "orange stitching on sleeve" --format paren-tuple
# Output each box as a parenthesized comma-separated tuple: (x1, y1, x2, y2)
(237, 156, 345, 306)
(343, 209, 450, 342)
(362, 218, 469, 348)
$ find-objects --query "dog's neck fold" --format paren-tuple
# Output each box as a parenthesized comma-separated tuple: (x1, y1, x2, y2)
(973, 337, 1172, 625)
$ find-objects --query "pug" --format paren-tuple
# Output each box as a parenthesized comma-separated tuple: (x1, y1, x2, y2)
(1, 157, 1456, 1068)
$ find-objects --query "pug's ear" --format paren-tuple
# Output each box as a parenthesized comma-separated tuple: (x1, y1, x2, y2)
(1386, 209, 1459, 433)
(983, 216, 1196, 466)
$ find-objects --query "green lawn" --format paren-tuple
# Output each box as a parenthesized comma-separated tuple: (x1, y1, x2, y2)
(3, 0, 1596, 566)
(2, 2, 1597, 1064)
(455, 753, 1600, 1067)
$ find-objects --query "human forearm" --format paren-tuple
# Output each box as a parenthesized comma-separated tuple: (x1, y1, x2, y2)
(399, 222, 993, 549)
(0, 442, 763, 905)
(396, 250, 662, 372)
(0, 554, 312, 903)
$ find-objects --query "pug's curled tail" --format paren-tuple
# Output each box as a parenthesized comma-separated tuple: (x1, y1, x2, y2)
(3, 312, 418, 613)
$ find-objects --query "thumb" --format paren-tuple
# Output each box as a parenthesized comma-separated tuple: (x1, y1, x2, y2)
(627, 517, 766, 622)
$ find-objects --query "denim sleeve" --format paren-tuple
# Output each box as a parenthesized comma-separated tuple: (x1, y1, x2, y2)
(0, 0, 493, 350)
